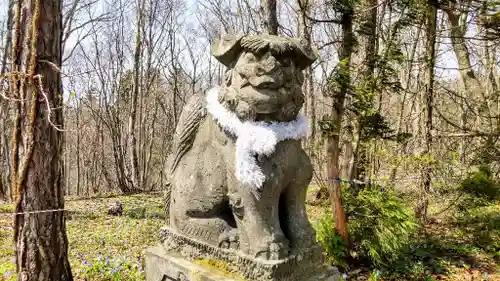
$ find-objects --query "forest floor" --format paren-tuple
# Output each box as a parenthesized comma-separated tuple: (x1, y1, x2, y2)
(0, 193, 498, 281)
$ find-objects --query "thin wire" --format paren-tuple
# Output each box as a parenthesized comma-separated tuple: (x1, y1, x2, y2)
(1, 208, 68, 215)
(0, 177, 452, 215)
(0, 193, 165, 216)
(321, 175, 448, 185)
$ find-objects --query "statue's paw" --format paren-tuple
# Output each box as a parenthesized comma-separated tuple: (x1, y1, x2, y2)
(255, 241, 289, 260)
(218, 228, 239, 250)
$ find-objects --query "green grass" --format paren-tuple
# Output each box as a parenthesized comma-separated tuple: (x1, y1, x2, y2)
(0, 193, 498, 281)
(0, 194, 164, 281)
(0, 204, 14, 214)
(307, 196, 499, 281)
(364, 202, 500, 281)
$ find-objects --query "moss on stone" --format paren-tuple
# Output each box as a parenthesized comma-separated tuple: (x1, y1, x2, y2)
(194, 259, 249, 281)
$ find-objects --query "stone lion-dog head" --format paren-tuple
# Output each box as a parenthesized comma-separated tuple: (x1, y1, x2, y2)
(212, 34, 317, 122)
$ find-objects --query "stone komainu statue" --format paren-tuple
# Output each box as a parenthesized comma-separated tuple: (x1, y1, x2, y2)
(165, 34, 318, 261)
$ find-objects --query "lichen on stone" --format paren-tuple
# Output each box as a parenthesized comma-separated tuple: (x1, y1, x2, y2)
(194, 259, 248, 281)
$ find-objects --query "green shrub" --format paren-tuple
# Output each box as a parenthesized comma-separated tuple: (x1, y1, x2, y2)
(455, 204, 500, 257)
(387, 239, 452, 278)
(315, 184, 418, 268)
(125, 207, 146, 219)
(460, 165, 500, 202)
(124, 206, 165, 220)
(346, 185, 418, 266)
(368, 270, 382, 281)
(314, 215, 348, 269)
(145, 206, 165, 219)
(80, 255, 144, 281)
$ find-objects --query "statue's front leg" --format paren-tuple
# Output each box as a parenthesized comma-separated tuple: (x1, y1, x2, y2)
(228, 176, 289, 260)
(170, 145, 236, 247)
(281, 150, 316, 251)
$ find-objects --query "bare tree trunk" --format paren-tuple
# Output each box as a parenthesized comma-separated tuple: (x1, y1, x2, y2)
(0, 97, 8, 201)
(76, 99, 81, 196)
(260, 0, 278, 35)
(0, 0, 14, 201)
(128, 10, 142, 191)
(0, 128, 8, 200)
(484, 32, 499, 132)
(342, 122, 354, 179)
(99, 114, 113, 192)
(324, 7, 354, 243)
(10, 0, 73, 278)
(298, 0, 316, 147)
(416, 0, 437, 222)
(1, 0, 13, 75)
(444, 3, 487, 166)
(388, 18, 424, 187)
(128, 0, 145, 192)
(444, 6, 484, 99)
(348, 0, 377, 181)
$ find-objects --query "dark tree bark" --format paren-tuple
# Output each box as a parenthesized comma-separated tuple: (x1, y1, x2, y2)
(324, 6, 354, 243)
(298, 0, 316, 146)
(9, 0, 73, 279)
(260, 0, 278, 35)
(128, 0, 145, 192)
(76, 99, 80, 196)
(0, 0, 14, 201)
(349, 0, 378, 181)
(416, 0, 437, 222)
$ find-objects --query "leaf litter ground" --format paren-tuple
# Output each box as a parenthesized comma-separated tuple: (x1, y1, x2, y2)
(0, 193, 498, 281)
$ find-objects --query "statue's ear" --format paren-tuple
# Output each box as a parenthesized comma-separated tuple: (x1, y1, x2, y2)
(211, 33, 245, 68)
(294, 38, 319, 70)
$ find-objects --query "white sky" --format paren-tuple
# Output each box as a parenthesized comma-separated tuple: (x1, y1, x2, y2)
(1, 0, 465, 92)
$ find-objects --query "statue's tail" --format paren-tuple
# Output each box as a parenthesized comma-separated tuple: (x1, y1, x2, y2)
(164, 94, 206, 221)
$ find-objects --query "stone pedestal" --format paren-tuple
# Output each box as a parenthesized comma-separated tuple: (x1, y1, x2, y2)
(146, 245, 233, 281)
(145, 246, 341, 281)
(145, 227, 341, 281)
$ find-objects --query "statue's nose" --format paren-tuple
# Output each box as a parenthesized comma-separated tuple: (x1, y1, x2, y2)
(257, 56, 279, 75)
